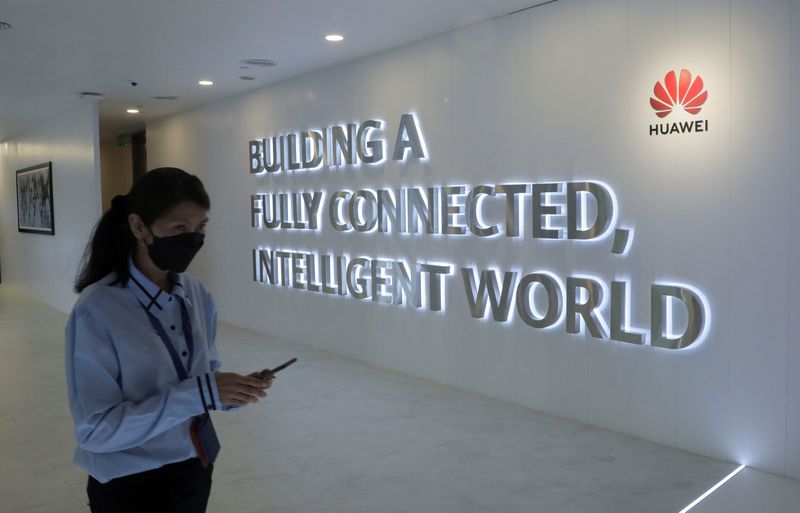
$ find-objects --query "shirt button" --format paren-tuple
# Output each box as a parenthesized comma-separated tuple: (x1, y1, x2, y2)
(170, 325, 176, 331)
(182, 351, 188, 357)
(168, 297, 173, 302)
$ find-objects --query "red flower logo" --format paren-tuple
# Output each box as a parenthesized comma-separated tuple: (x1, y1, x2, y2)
(650, 69, 708, 118)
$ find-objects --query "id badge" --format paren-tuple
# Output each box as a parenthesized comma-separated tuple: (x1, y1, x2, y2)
(190, 414, 220, 468)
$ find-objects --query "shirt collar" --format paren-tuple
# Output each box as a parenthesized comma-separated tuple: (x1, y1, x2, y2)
(127, 258, 190, 312)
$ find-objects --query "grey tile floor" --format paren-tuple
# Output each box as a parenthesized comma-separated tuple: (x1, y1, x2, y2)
(0, 285, 797, 513)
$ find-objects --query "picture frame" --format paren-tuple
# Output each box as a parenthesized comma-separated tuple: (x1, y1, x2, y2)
(16, 162, 55, 235)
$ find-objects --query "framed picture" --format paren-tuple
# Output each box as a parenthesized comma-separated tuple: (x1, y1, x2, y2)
(16, 162, 55, 235)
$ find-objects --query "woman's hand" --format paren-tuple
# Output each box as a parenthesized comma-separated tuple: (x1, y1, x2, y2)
(249, 369, 276, 389)
(214, 372, 269, 407)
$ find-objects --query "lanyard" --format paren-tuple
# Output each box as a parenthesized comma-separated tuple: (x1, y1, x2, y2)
(138, 297, 194, 381)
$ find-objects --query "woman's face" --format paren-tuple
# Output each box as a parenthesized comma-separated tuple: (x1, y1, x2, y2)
(129, 200, 210, 274)
(129, 200, 209, 246)
(148, 201, 209, 239)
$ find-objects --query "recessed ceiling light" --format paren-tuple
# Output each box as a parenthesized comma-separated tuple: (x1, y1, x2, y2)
(325, 34, 344, 42)
(127, 108, 140, 114)
(0, 21, 12, 30)
(198, 80, 213, 86)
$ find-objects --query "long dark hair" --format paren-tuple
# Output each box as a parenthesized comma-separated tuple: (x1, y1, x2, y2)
(74, 167, 210, 293)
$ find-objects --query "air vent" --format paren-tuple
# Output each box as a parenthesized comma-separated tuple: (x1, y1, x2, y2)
(152, 96, 179, 101)
(78, 91, 104, 98)
(240, 59, 277, 68)
(239, 76, 255, 81)
(0, 21, 11, 30)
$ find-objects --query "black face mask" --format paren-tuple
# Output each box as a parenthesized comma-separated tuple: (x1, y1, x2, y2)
(146, 228, 205, 273)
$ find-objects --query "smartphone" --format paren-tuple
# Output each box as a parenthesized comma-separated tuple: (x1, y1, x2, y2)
(267, 357, 297, 375)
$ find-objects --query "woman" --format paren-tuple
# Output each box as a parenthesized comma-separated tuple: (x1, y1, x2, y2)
(66, 167, 272, 512)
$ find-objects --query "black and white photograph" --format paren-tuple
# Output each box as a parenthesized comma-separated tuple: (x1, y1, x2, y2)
(16, 162, 54, 235)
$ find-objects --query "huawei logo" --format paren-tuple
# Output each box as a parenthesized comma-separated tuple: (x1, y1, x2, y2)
(649, 69, 708, 118)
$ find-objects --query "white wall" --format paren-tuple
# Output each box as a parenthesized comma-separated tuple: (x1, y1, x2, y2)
(0, 100, 101, 313)
(147, 0, 800, 478)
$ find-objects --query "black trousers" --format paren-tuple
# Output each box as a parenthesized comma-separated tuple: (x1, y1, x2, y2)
(87, 458, 213, 513)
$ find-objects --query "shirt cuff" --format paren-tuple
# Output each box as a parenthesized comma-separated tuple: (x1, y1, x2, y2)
(196, 372, 221, 412)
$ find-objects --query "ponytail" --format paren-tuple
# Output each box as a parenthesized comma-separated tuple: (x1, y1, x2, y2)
(74, 195, 134, 292)
(74, 167, 210, 293)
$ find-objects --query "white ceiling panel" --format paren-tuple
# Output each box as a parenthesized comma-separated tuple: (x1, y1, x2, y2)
(0, 0, 549, 142)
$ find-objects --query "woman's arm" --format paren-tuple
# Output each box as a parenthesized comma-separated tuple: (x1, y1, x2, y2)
(65, 308, 216, 453)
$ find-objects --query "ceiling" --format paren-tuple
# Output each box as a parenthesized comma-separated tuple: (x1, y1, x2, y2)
(0, 0, 546, 143)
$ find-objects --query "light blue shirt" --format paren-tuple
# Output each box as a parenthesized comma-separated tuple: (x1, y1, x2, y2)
(65, 260, 229, 483)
